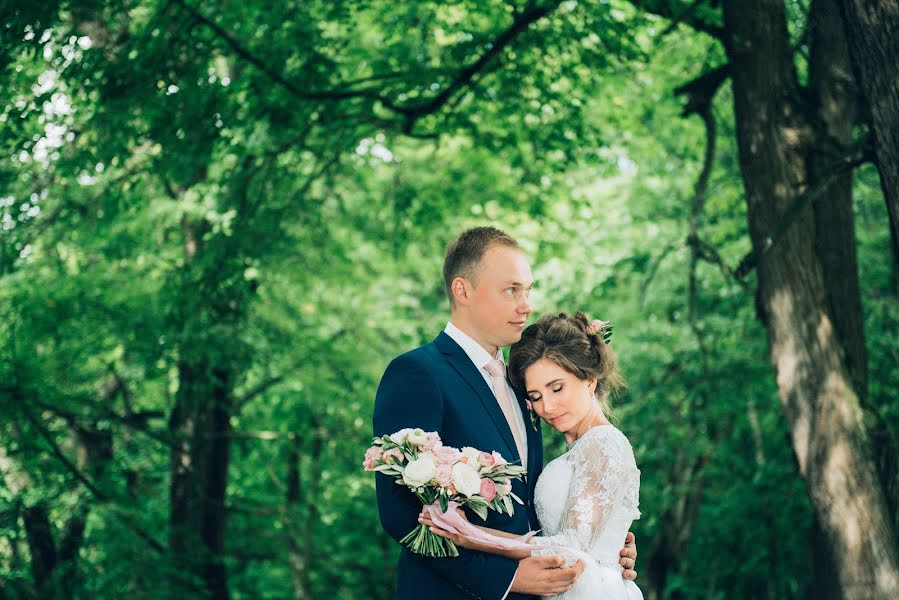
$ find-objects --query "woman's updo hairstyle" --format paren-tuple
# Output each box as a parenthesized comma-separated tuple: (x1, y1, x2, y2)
(508, 312, 625, 418)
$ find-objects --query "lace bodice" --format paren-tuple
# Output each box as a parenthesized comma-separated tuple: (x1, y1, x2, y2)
(532, 425, 641, 568)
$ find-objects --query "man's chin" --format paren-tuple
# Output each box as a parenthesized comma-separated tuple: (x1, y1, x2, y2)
(502, 333, 523, 347)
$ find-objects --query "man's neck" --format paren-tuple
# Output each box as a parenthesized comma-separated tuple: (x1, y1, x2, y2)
(448, 317, 499, 356)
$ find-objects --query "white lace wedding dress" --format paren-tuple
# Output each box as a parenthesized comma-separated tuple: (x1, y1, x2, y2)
(531, 424, 644, 600)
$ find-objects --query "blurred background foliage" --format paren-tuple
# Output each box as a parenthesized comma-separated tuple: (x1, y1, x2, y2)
(1, 1, 896, 598)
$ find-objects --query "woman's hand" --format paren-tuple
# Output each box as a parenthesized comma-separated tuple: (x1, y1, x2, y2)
(419, 505, 468, 523)
(418, 506, 473, 549)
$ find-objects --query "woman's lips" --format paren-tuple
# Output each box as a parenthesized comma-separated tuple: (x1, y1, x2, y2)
(548, 413, 567, 425)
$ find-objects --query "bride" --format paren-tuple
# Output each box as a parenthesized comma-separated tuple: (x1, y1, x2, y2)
(421, 312, 643, 600)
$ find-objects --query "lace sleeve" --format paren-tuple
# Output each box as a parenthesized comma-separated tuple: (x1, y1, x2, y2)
(531, 427, 633, 554)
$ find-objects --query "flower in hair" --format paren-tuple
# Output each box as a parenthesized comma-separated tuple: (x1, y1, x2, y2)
(585, 319, 613, 343)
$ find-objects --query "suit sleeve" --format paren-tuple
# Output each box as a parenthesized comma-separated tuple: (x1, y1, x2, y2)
(374, 354, 520, 600)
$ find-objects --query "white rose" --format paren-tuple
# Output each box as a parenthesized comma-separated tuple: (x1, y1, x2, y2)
(402, 453, 437, 488)
(390, 428, 413, 444)
(460, 446, 481, 465)
(451, 462, 482, 498)
(406, 428, 428, 446)
(491, 451, 508, 467)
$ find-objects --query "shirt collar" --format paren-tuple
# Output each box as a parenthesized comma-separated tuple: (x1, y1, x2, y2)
(444, 321, 504, 372)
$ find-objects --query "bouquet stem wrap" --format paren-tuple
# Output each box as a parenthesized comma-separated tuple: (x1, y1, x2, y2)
(429, 501, 536, 552)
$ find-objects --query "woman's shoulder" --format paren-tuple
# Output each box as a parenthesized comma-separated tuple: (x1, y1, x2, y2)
(570, 424, 634, 460)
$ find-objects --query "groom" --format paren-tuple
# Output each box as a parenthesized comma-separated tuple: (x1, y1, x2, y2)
(374, 227, 637, 599)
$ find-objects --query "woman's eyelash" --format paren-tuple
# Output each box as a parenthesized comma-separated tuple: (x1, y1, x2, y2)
(552, 386, 563, 392)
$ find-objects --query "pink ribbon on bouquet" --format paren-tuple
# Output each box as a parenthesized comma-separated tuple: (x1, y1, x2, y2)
(428, 501, 537, 552)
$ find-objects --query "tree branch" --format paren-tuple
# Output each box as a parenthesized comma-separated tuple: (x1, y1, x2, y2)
(639, 242, 679, 306)
(674, 64, 730, 117)
(172, 0, 399, 108)
(692, 236, 752, 293)
(629, 0, 725, 39)
(21, 404, 107, 501)
(20, 404, 167, 553)
(734, 135, 873, 279)
(685, 100, 717, 368)
(174, 0, 564, 134)
(396, 1, 564, 129)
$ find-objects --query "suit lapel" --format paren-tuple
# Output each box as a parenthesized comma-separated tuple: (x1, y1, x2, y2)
(435, 332, 521, 465)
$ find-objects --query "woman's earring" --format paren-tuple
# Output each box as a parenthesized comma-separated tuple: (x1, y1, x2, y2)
(526, 400, 539, 432)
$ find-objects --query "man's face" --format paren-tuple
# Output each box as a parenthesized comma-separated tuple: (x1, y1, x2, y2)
(466, 245, 534, 351)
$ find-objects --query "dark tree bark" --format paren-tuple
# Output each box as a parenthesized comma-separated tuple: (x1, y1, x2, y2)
(286, 436, 312, 600)
(22, 504, 57, 598)
(746, 401, 780, 600)
(838, 0, 899, 532)
(645, 455, 708, 600)
(4, 388, 115, 599)
(807, 5, 867, 597)
(167, 196, 241, 600)
(721, 1, 899, 598)
(838, 0, 899, 282)
(808, 0, 866, 398)
(169, 360, 233, 600)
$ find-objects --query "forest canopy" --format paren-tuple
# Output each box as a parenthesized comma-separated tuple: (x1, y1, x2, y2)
(1, 1, 897, 599)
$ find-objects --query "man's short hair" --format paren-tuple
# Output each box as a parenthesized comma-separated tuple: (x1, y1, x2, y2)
(443, 226, 520, 307)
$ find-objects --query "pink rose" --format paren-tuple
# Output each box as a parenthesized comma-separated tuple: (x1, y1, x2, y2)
(490, 451, 508, 467)
(363, 446, 382, 471)
(479, 479, 497, 502)
(477, 452, 496, 468)
(432, 445, 462, 464)
(495, 480, 512, 497)
(422, 432, 441, 451)
(383, 448, 405, 464)
(435, 464, 453, 488)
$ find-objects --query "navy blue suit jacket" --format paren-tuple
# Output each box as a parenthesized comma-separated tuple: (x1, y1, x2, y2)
(374, 332, 544, 600)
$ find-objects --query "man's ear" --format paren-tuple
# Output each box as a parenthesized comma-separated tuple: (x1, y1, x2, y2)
(451, 276, 471, 306)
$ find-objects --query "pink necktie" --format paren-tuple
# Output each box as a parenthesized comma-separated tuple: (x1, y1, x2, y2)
(485, 359, 527, 469)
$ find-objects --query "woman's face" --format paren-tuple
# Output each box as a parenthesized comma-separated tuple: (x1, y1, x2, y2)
(523, 357, 596, 436)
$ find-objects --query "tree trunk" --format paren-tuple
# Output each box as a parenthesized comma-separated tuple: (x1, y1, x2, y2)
(746, 401, 781, 600)
(22, 503, 57, 598)
(286, 436, 312, 600)
(168, 211, 239, 600)
(838, 0, 899, 280)
(169, 361, 233, 600)
(806, 5, 868, 598)
(808, 0, 866, 398)
(722, 1, 899, 597)
(838, 0, 899, 532)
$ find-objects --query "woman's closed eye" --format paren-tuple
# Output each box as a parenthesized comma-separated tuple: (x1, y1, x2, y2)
(552, 384, 563, 393)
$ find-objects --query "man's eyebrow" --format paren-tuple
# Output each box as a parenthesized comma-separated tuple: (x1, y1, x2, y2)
(504, 281, 536, 287)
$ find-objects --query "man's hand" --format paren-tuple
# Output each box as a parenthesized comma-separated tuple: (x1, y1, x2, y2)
(619, 531, 637, 580)
(510, 556, 584, 597)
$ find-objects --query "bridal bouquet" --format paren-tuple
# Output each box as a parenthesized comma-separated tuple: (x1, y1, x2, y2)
(364, 428, 527, 557)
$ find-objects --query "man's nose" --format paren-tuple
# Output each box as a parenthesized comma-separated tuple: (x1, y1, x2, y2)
(518, 294, 532, 314)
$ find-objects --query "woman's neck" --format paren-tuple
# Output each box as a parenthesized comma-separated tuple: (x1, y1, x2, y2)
(565, 407, 609, 445)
